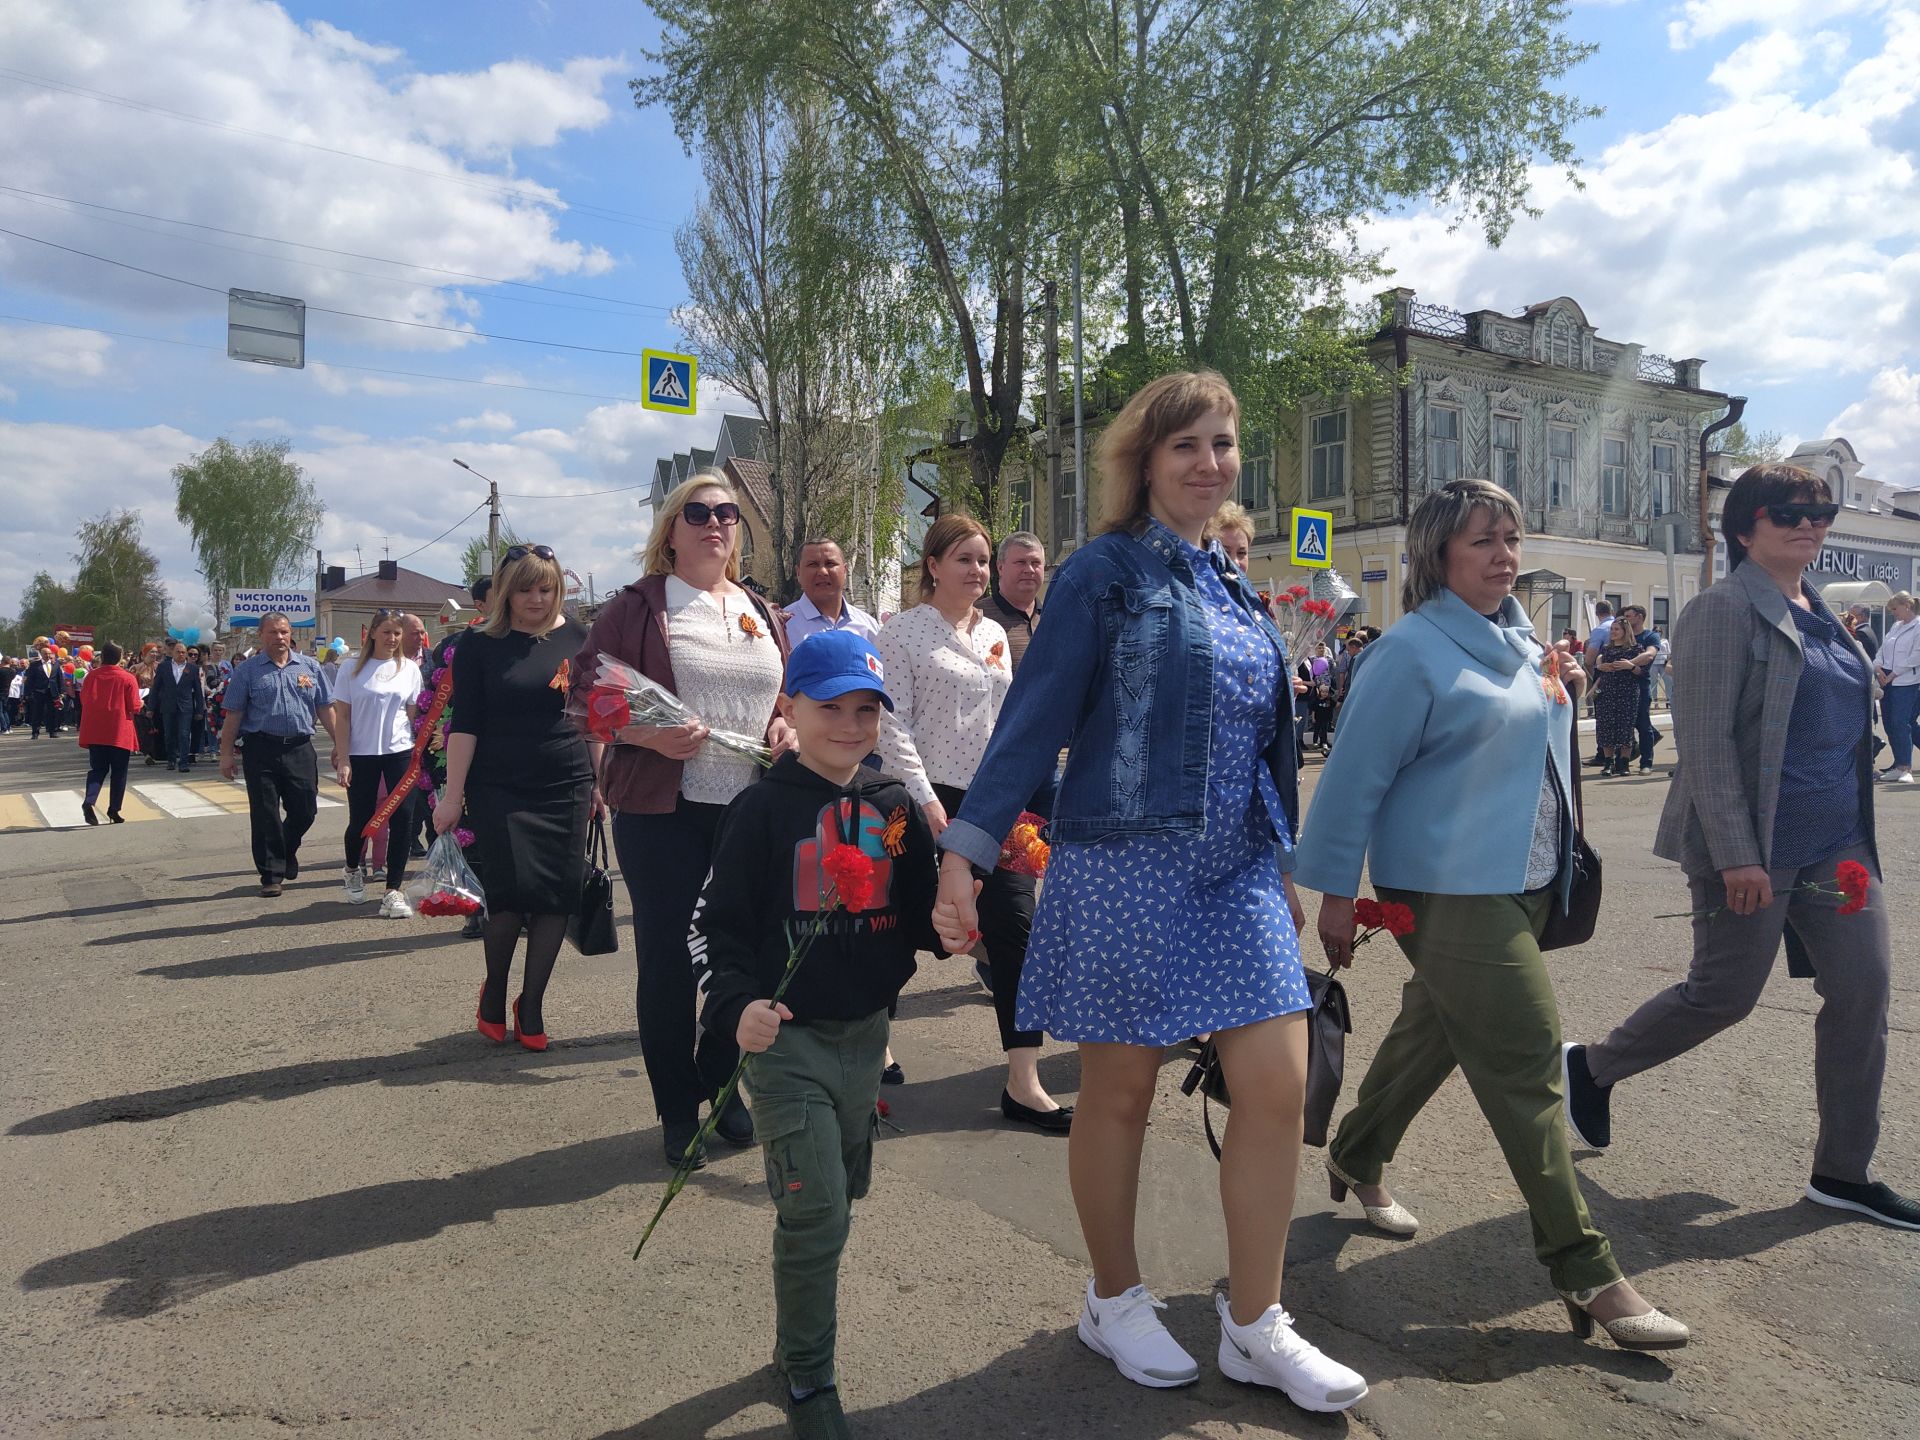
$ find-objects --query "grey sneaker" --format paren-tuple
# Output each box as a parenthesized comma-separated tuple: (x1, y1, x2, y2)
(340, 865, 367, 903)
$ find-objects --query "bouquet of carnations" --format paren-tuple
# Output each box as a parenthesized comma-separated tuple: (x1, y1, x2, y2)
(403, 833, 486, 917)
(998, 812, 1050, 877)
(571, 652, 772, 767)
(1266, 570, 1358, 660)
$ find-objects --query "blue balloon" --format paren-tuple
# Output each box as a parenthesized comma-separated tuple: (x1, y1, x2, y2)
(332, 637, 347, 651)
(166, 625, 203, 645)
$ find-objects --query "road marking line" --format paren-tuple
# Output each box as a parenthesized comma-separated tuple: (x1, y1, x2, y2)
(112, 790, 165, 822)
(133, 783, 224, 818)
(30, 791, 88, 828)
(0, 793, 42, 830)
(180, 779, 254, 813)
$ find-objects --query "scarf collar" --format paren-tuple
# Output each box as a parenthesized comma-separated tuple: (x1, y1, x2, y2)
(1414, 587, 1541, 676)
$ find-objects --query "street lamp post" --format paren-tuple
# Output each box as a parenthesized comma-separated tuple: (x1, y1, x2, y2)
(452, 458, 502, 573)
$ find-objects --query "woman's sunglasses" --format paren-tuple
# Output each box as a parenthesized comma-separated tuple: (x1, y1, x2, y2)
(682, 500, 741, 528)
(1755, 503, 1839, 529)
(502, 544, 557, 562)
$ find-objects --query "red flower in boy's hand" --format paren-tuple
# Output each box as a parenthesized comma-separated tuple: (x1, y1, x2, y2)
(821, 843, 877, 913)
(1353, 898, 1384, 930)
(1835, 859, 1871, 916)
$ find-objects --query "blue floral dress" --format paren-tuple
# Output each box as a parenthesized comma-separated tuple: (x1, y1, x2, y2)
(1017, 522, 1312, 1045)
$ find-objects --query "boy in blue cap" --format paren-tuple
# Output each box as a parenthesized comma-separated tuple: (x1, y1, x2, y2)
(692, 629, 948, 1439)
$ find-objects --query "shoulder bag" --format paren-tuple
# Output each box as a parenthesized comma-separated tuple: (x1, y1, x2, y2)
(568, 816, 619, 956)
(1181, 968, 1351, 1157)
(1537, 744, 1602, 951)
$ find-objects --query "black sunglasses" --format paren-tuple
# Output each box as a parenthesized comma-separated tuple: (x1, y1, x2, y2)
(502, 544, 557, 562)
(682, 500, 741, 527)
(1755, 503, 1839, 529)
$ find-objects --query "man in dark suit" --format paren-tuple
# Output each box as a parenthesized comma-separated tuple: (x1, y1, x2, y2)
(22, 644, 60, 737)
(148, 639, 206, 771)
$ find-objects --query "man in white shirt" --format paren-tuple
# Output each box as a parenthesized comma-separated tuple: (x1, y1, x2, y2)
(783, 538, 879, 648)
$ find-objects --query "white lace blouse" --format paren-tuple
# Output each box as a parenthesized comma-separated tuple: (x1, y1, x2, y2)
(664, 577, 784, 805)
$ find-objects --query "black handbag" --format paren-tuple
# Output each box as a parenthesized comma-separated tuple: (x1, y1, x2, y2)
(567, 817, 619, 956)
(1538, 748, 1602, 952)
(1181, 968, 1351, 1157)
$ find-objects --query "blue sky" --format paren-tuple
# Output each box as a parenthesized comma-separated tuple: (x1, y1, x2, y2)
(2, 0, 1915, 627)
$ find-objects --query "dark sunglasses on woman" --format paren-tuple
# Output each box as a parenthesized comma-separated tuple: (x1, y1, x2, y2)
(682, 500, 741, 527)
(503, 544, 557, 562)
(1755, 503, 1839, 528)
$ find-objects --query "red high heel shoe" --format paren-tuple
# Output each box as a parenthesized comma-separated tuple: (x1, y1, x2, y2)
(475, 985, 508, 1044)
(511, 995, 549, 1052)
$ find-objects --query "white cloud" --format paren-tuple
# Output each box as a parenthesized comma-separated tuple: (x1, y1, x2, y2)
(0, 321, 113, 382)
(1361, 7, 1920, 389)
(305, 424, 369, 445)
(445, 409, 517, 433)
(512, 427, 579, 453)
(0, 0, 621, 348)
(1830, 367, 1920, 486)
(1668, 0, 1891, 49)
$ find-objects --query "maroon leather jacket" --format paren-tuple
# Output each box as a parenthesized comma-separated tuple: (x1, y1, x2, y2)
(570, 575, 791, 814)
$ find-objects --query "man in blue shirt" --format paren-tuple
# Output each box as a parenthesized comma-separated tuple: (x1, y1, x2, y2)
(1622, 604, 1662, 773)
(218, 612, 339, 896)
(782, 539, 880, 648)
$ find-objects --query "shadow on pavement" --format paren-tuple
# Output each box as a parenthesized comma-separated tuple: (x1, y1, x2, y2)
(20, 1129, 655, 1319)
(136, 926, 472, 979)
(598, 1303, 1364, 1440)
(9, 1030, 643, 1135)
(2, 888, 261, 925)
(84, 899, 343, 944)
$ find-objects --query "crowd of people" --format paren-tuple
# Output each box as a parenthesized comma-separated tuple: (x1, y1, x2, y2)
(24, 368, 1914, 1440)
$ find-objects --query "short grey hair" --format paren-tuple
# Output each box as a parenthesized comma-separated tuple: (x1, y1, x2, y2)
(998, 530, 1044, 563)
(1402, 479, 1527, 614)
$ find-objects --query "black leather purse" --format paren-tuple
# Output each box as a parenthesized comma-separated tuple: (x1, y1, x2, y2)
(1538, 750, 1602, 952)
(567, 817, 619, 956)
(1182, 968, 1351, 1156)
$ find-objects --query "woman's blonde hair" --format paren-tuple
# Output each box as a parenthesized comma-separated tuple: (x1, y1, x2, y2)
(1096, 370, 1240, 536)
(1204, 499, 1255, 546)
(643, 472, 743, 582)
(1887, 590, 1914, 616)
(918, 513, 993, 595)
(1402, 479, 1527, 614)
(485, 546, 567, 638)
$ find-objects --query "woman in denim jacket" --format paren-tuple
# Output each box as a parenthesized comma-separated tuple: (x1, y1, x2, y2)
(933, 372, 1366, 1414)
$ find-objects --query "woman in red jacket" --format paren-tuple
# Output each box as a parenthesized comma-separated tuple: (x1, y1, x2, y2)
(78, 642, 142, 825)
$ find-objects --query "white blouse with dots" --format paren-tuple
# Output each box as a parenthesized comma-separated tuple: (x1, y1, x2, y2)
(664, 576, 784, 805)
(875, 602, 1013, 807)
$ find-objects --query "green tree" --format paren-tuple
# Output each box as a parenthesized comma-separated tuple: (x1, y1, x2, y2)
(1710, 421, 1785, 465)
(172, 437, 325, 618)
(16, 571, 75, 646)
(70, 510, 169, 646)
(460, 523, 529, 586)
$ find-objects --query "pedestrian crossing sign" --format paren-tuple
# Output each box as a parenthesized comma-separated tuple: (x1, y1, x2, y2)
(642, 349, 698, 415)
(1290, 508, 1333, 569)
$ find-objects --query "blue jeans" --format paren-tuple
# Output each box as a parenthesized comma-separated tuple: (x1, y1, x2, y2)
(1882, 685, 1920, 770)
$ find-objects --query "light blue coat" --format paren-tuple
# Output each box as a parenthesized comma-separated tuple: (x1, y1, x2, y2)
(1293, 588, 1576, 906)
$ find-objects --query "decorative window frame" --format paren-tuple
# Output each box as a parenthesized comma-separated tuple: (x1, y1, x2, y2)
(1306, 409, 1348, 502)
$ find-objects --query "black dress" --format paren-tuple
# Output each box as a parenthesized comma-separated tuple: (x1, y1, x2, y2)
(1593, 643, 1641, 750)
(451, 621, 592, 914)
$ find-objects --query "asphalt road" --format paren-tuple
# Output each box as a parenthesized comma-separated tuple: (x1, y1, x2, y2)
(2, 724, 1915, 1439)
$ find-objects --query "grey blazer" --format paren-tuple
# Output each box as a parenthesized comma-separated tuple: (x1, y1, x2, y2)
(1656, 561, 1878, 878)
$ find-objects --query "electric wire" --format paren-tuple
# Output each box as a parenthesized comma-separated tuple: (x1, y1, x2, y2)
(392, 500, 490, 564)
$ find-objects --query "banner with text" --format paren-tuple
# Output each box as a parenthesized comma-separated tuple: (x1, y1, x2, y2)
(228, 589, 317, 628)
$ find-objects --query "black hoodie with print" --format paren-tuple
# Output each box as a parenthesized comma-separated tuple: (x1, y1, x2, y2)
(694, 753, 940, 1046)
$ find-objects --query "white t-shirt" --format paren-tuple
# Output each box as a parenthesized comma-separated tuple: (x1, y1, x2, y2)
(332, 657, 424, 755)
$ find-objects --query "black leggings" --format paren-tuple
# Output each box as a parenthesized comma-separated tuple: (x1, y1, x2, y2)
(344, 751, 415, 889)
(935, 783, 1041, 1052)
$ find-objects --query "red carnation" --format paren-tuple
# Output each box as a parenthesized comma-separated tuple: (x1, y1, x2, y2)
(1835, 860, 1871, 916)
(1354, 897, 1384, 930)
(1381, 902, 1417, 937)
(1287, 585, 1310, 600)
(821, 843, 877, 914)
(586, 687, 632, 743)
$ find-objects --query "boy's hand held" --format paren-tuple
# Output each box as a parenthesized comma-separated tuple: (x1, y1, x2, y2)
(736, 999, 792, 1053)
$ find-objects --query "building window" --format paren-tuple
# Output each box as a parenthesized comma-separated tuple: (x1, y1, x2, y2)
(1428, 405, 1461, 483)
(1651, 442, 1676, 519)
(1007, 470, 1032, 533)
(1652, 596, 1670, 629)
(1492, 415, 1520, 496)
(1605, 591, 1626, 616)
(1239, 429, 1274, 512)
(1601, 436, 1627, 515)
(1052, 463, 1078, 550)
(1549, 591, 1573, 637)
(1308, 413, 1345, 501)
(1548, 424, 1575, 508)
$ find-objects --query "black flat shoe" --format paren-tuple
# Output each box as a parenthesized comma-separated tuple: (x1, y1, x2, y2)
(1000, 1090, 1073, 1134)
(662, 1119, 708, 1171)
(1805, 1175, 1920, 1231)
(880, 1061, 905, 1086)
(712, 1094, 755, 1147)
(1561, 1043, 1611, 1149)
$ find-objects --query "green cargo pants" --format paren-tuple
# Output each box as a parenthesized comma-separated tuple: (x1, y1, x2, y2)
(1328, 888, 1621, 1294)
(745, 1010, 889, 1392)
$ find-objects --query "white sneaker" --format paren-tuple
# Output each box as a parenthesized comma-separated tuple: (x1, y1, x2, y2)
(340, 866, 366, 903)
(1215, 1292, 1368, 1413)
(1076, 1279, 1199, 1388)
(378, 888, 412, 918)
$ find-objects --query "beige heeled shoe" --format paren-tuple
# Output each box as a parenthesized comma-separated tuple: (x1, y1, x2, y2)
(1324, 1157, 1419, 1237)
(1558, 1281, 1690, 1351)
